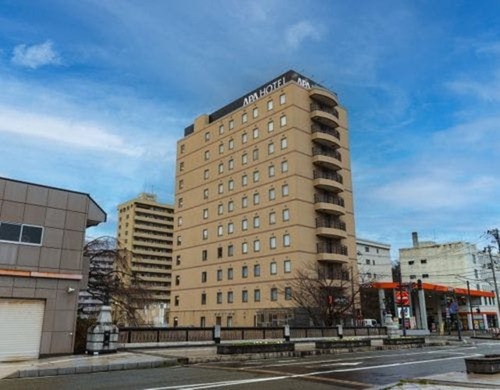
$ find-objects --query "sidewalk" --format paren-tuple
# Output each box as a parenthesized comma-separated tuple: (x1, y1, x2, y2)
(1, 337, 499, 389)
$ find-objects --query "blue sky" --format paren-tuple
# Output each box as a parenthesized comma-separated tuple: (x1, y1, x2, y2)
(1, 0, 499, 257)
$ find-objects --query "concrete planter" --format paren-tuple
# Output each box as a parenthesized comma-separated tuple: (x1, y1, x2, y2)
(383, 337, 425, 346)
(465, 355, 500, 374)
(316, 339, 371, 349)
(217, 342, 295, 355)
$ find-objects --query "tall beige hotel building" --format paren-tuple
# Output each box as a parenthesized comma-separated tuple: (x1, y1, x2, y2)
(171, 70, 357, 327)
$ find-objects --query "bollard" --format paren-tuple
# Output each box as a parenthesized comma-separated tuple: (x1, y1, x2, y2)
(284, 324, 290, 342)
(214, 325, 221, 344)
(337, 324, 343, 339)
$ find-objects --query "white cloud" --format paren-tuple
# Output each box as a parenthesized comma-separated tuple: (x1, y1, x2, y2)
(0, 105, 143, 156)
(11, 40, 61, 69)
(285, 20, 323, 50)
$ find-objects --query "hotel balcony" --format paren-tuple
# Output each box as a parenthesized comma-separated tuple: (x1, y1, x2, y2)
(311, 123, 340, 148)
(309, 87, 339, 108)
(314, 193, 345, 215)
(316, 242, 349, 263)
(313, 170, 344, 193)
(310, 102, 339, 128)
(312, 146, 342, 171)
(316, 217, 347, 239)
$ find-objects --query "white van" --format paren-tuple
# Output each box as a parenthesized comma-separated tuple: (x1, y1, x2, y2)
(362, 319, 378, 327)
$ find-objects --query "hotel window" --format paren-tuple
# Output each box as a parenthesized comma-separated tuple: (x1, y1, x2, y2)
(254, 264, 261, 276)
(242, 153, 248, 165)
(178, 179, 184, 189)
(252, 148, 259, 161)
(204, 150, 210, 160)
(228, 179, 234, 191)
(217, 225, 223, 237)
(253, 192, 260, 205)
(202, 229, 208, 240)
(229, 119, 234, 129)
(242, 242, 248, 254)
(174, 296, 179, 306)
(242, 265, 248, 278)
(267, 120, 274, 132)
(216, 292, 222, 304)
(253, 107, 258, 118)
(204, 169, 209, 179)
(268, 142, 275, 154)
(227, 291, 234, 303)
(228, 244, 234, 256)
(280, 137, 288, 149)
(242, 112, 248, 123)
(270, 236, 277, 249)
(218, 162, 224, 174)
(228, 222, 234, 234)
(254, 289, 261, 302)
(282, 208, 289, 221)
(268, 188, 276, 201)
(219, 143, 224, 154)
(202, 250, 207, 261)
(242, 218, 248, 231)
(242, 290, 248, 302)
(217, 247, 223, 259)
(280, 115, 287, 127)
(268, 164, 275, 177)
(253, 127, 259, 138)
(204, 131, 210, 141)
(242, 196, 248, 208)
(218, 203, 223, 215)
(219, 124, 224, 134)
(253, 239, 261, 252)
(253, 170, 260, 183)
(201, 293, 207, 305)
(285, 287, 292, 300)
(242, 174, 248, 186)
(228, 200, 235, 212)
(228, 138, 234, 150)
(270, 288, 278, 301)
(217, 269, 223, 281)
(201, 271, 207, 283)
(279, 93, 286, 105)
(178, 197, 183, 207)
(270, 262, 277, 275)
(281, 160, 288, 173)
(267, 100, 273, 110)
(282, 184, 289, 196)
(177, 216, 183, 226)
(180, 144, 185, 153)
(283, 233, 291, 247)
(228, 158, 234, 170)
(269, 211, 276, 224)
(253, 215, 260, 228)
(242, 132, 248, 143)
(179, 161, 184, 171)
(284, 260, 291, 273)
(218, 183, 224, 194)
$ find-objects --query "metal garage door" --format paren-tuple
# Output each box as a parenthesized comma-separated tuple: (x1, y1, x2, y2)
(0, 299, 45, 362)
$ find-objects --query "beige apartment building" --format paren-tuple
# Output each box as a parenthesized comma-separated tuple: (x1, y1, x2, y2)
(171, 70, 357, 327)
(117, 193, 174, 325)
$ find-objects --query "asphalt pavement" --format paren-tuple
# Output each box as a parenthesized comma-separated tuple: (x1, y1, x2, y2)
(0, 335, 498, 389)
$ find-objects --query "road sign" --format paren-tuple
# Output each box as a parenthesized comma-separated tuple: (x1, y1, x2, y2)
(395, 290, 410, 306)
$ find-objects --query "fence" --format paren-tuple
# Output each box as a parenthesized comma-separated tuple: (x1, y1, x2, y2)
(118, 326, 387, 344)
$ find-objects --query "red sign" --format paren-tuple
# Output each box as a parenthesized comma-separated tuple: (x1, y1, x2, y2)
(395, 291, 410, 306)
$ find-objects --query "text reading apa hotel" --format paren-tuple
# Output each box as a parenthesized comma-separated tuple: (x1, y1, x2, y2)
(171, 70, 357, 327)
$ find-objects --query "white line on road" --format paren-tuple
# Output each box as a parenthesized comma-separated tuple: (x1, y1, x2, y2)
(143, 353, 482, 390)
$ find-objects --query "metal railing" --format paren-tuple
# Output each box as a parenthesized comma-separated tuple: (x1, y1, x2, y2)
(311, 124, 340, 140)
(316, 218, 346, 230)
(310, 103, 340, 118)
(317, 242, 348, 255)
(313, 170, 344, 184)
(314, 193, 345, 207)
(312, 147, 342, 162)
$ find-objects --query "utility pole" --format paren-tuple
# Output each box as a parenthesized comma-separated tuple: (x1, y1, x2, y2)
(467, 281, 476, 337)
(398, 268, 407, 336)
(484, 245, 500, 324)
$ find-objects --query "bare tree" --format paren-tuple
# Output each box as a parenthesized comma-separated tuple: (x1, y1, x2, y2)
(284, 261, 361, 326)
(81, 236, 152, 326)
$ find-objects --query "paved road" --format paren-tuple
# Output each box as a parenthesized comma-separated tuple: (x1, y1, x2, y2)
(1, 340, 499, 389)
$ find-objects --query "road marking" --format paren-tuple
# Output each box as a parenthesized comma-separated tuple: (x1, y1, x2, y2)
(144, 354, 482, 390)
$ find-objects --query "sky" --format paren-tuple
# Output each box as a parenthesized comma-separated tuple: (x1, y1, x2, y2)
(1, 0, 499, 258)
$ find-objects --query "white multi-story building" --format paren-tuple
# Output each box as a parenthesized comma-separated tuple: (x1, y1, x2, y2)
(356, 238, 392, 283)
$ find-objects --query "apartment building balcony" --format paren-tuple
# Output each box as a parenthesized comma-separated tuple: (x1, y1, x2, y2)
(137, 274, 171, 283)
(134, 222, 172, 234)
(311, 123, 340, 148)
(134, 257, 172, 267)
(132, 237, 173, 249)
(133, 230, 172, 240)
(132, 265, 171, 274)
(313, 170, 344, 193)
(317, 242, 349, 263)
(310, 87, 339, 107)
(314, 193, 345, 215)
(134, 214, 172, 228)
(132, 247, 171, 257)
(312, 146, 342, 171)
(310, 102, 339, 128)
(135, 205, 174, 218)
(316, 217, 347, 239)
